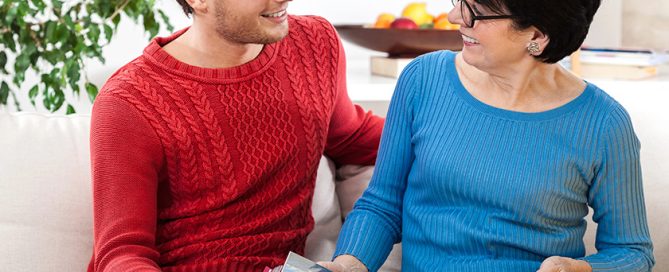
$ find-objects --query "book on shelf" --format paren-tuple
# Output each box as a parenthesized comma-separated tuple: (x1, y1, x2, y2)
(574, 47, 667, 80)
(264, 251, 332, 272)
(580, 47, 669, 66)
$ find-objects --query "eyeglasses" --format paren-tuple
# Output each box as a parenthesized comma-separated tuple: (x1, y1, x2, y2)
(451, 0, 517, 28)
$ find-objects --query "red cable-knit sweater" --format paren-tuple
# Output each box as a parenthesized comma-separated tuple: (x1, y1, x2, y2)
(88, 16, 383, 272)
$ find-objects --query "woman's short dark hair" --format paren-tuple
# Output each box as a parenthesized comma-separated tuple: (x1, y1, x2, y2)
(176, 0, 194, 16)
(476, 0, 602, 63)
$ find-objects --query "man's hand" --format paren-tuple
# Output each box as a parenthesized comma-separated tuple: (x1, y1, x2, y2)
(318, 255, 368, 272)
(537, 256, 592, 272)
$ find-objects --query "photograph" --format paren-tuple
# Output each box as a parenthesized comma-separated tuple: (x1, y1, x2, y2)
(1, 0, 667, 271)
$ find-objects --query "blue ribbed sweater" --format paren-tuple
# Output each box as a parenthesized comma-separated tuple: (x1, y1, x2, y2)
(334, 51, 654, 271)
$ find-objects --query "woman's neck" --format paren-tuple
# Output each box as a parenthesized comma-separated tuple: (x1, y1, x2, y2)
(456, 53, 585, 113)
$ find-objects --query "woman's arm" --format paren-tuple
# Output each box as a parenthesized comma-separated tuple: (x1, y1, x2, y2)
(329, 58, 423, 272)
(577, 106, 654, 271)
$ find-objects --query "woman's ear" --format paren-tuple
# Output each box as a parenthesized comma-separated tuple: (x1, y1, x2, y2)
(186, 0, 209, 14)
(528, 28, 549, 56)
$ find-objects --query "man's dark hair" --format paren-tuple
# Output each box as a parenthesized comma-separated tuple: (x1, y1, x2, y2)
(176, 0, 194, 16)
(475, 0, 602, 63)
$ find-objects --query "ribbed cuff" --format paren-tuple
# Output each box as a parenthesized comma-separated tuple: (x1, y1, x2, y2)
(333, 213, 398, 272)
(578, 250, 652, 272)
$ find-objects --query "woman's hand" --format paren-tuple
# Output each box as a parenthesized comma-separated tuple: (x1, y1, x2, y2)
(318, 255, 368, 272)
(537, 256, 592, 272)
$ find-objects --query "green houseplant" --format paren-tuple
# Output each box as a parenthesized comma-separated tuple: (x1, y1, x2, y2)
(0, 0, 173, 113)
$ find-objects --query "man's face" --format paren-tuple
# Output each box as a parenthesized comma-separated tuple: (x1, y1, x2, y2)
(212, 0, 291, 45)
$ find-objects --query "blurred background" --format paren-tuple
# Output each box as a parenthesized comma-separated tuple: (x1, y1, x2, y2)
(3, 0, 668, 113)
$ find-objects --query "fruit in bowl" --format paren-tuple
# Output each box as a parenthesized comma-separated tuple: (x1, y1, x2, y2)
(433, 13, 460, 30)
(338, 2, 463, 57)
(390, 18, 419, 29)
(372, 2, 460, 30)
(373, 13, 396, 28)
(401, 3, 433, 27)
(334, 25, 464, 57)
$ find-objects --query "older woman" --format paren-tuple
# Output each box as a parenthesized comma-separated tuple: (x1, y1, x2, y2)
(320, 0, 654, 271)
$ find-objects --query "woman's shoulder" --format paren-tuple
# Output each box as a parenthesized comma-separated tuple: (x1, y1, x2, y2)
(392, 51, 460, 112)
(400, 50, 458, 83)
(585, 83, 629, 116)
(422, 49, 458, 59)
(416, 50, 458, 68)
(583, 83, 636, 135)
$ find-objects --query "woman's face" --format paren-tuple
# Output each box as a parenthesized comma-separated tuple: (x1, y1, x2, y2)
(448, 0, 535, 70)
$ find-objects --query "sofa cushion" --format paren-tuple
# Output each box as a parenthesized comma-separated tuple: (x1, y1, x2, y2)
(305, 158, 341, 262)
(0, 112, 93, 272)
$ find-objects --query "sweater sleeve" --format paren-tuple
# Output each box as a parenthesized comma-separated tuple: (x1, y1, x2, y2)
(323, 27, 384, 166)
(333, 58, 422, 272)
(578, 106, 655, 271)
(89, 93, 164, 272)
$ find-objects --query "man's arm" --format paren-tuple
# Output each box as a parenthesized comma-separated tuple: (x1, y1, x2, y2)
(324, 28, 384, 166)
(89, 93, 164, 271)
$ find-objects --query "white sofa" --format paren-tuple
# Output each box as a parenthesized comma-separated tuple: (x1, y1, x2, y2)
(0, 111, 401, 272)
(1, 83, 667, 271)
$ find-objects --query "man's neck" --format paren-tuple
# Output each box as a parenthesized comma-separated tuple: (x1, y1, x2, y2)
(162, 23, 264, 69)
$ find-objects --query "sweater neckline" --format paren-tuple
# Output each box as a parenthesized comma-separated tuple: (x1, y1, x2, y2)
(142, 27, 280, 84)
(449, 55, 594, 122)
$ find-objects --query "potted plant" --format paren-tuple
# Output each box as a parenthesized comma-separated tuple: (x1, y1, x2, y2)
(0, 0, 173, 113)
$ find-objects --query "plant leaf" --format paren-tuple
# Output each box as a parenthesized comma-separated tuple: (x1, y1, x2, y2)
(45, 21, 57, 42)
(158, 10, 174, 32)
(3, 33, 17, 51)
(66, 104, 76, 114)
(0, 51, 7, 73)
(85, 82, 98, 103)
(5, 5, 18, 25)
(52, 88, 65, 111)
(0, 81, 9, 105)
(87, 24, 100, 42)
(28, 84, 39, 106)
(104, 24, 113, 43)
(143, 12, 158, 38)
(112, 13, 121, 29)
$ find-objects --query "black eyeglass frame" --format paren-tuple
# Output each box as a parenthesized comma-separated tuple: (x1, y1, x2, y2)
(451, 0, 517, 28)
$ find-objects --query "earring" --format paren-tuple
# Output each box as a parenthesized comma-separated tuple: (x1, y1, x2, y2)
(527, 41, 541, 55)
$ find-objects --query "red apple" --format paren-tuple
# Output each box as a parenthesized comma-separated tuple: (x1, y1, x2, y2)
(390, 18, 418, 29)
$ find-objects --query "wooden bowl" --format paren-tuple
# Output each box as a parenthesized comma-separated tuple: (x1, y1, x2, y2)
(334, 24, 463, 58)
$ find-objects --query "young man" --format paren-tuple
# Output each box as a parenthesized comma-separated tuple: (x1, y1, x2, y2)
(87, 0, 384, 271)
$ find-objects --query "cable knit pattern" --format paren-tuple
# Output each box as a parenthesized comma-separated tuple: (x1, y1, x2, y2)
(89, 16, 383, 272)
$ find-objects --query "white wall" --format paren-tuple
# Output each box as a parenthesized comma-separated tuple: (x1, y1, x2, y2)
(4, 0, 624, 113)
(622, 0, 669, 51)
(584, 0, 622, 48)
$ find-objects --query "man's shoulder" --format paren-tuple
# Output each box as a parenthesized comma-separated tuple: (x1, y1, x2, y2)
(288, 15, 334, 30)
(98, 56, 155, 97)
(284, 15, 341, 60)
(94, 56, 166, 122)
(287, 15, 337, 40)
